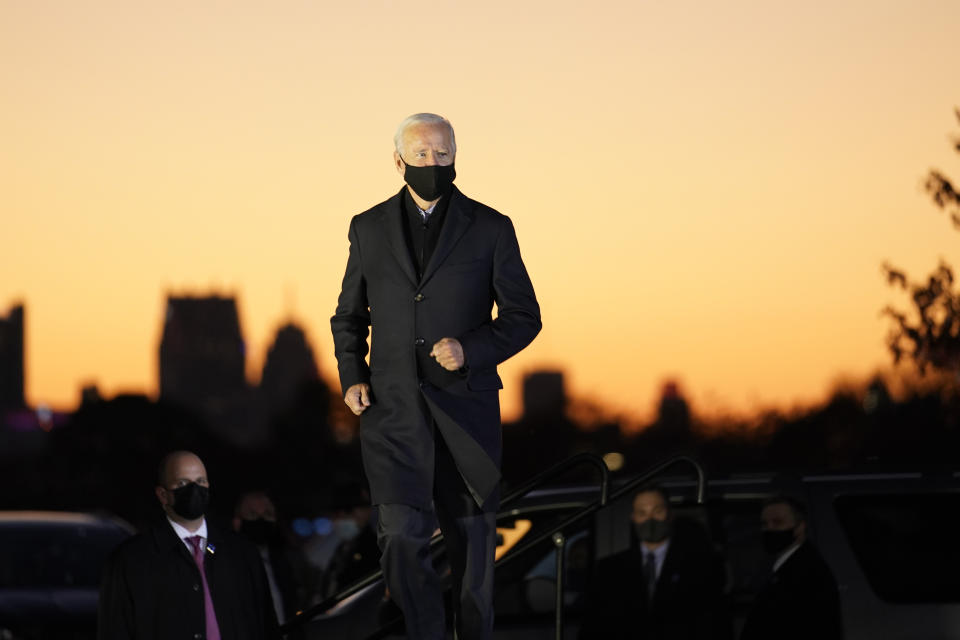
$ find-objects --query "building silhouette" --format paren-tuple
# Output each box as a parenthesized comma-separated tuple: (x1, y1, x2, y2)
(0, 304, 25, 413)
(501, 370, 580, 485)
(522, 370, 566, 422)
(159, 295, 247, 417)
(260, 322, 319, 415)
(655, 380, 691, 434)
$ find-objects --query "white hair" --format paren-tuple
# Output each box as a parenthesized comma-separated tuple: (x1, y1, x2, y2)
(393, 113, 457, 157)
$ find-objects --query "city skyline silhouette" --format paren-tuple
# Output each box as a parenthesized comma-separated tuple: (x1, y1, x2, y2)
(4, 2, 960, 422)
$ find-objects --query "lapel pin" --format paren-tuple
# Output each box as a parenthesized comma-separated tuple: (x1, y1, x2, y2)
(206, 543, 216, 555)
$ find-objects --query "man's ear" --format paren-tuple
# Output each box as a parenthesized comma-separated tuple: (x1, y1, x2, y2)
(394, 151, 405, 176)
(155, 486, 168, 506)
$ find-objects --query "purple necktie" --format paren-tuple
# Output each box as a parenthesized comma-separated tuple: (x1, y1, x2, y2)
(187, 536, 222, 640)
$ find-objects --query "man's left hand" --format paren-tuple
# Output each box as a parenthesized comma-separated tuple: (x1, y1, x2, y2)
(430, 338, 465, 371)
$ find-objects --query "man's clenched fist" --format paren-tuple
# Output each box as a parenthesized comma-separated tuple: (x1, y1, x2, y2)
(430, 338, 465, 371)
(344, 383, 372, 415)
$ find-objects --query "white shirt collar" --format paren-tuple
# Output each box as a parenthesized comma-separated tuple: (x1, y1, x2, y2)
(641, 538, 671, 579)
(773, 540, 802, 573)
(417, 202, 438, 219)
(167, 516, 208, 552)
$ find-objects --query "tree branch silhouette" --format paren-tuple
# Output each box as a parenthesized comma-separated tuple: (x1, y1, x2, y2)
(883, 108, 960, 375)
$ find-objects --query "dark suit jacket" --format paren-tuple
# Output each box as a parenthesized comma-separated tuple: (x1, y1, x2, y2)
(97, 517, 279, 640)
(740, 541, 843, 640)
(579, 520, 731, 640)
(262, 544, 302, 623)
(331, 185, 541, 510)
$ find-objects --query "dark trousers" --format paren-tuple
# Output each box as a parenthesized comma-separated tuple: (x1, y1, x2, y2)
(377, 433, 498, 640)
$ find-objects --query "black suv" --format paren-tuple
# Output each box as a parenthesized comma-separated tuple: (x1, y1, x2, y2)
(0, 511, 133, 640)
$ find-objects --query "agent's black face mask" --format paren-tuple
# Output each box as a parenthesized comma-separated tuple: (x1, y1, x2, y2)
(169, 482, 210, 520)
(402, 158, 456, 201)
(635, 517, 672, 544)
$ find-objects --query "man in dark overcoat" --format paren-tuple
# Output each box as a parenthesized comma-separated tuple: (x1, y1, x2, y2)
(97, 451, 279, 640)
(740, 496, 843, 640)
(330, 112, 541, 640)
(579, 486, 731, 640)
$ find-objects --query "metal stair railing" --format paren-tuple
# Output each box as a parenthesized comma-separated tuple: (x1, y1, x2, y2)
(281, 454, 706, 640)
(280, 452, 610, 638)
(485, 455, 705, 640)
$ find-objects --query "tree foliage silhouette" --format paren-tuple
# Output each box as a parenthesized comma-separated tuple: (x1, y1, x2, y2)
(883, 108, 960, 376)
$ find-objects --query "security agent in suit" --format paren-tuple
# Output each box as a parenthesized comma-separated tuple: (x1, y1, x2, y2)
(579, 486, 731, 640)
(232, 491, 303, 625)
(740, 496, 843, 640)
(97, 451, 279, 640)
(331, 113, 541, 640)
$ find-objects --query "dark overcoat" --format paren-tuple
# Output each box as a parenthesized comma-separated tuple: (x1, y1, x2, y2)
(331, 185, 541, 510)
(579, 519, 732, 640)
(739, 541, 843, 640)
(97, 518, 279, 640)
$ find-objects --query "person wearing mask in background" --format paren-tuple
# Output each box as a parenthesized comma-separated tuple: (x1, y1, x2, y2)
(98, 451, 279, 640)
(233, 490, 303, 624)
(740, 496, 843, 640)
(579, 485, 730, 640)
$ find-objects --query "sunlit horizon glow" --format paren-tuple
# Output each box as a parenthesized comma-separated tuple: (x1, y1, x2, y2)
(3, 1, 960, 424)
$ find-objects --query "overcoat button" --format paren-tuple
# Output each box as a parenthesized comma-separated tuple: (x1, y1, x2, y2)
(414, 293, 424, 302)
(414, 337, 425, 346)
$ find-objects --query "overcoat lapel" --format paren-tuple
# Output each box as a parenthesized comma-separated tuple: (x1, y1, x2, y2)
(204, 524, 233, 636)
(419, 186, 475, 288)
(153, 520, 198, 570)
(626, 548, 647, 606)
(652, 541, 680, 609)
(379, 190, 418, 286)
(204, 522, 221, 585)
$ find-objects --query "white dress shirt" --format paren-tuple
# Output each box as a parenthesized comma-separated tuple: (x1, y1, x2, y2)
(773, 540, 802, 573)
(167, 517, 209, 553)
(416, 201, 439, 221)
(642, 538, 672, 581)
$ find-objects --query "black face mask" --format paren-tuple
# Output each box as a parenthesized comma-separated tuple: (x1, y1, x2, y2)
(402, 159, 456, 202)
(635, 518, 672, 544)
(240, 518, 280, 546)
(169, 482, 209, 521)
(762, 529, 797, 555)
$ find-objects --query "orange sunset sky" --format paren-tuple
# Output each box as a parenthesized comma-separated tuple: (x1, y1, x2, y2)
(2, 1, 959, 423)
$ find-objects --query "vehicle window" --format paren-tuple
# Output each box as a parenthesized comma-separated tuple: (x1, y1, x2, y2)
(524, 529, 590, 582)
(492, 505, 592, 618)
(496, 519, 532, 561)
(835, 493, 960, 603)
(521, 529, 591, 614)
(0, 524, 129, 588)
